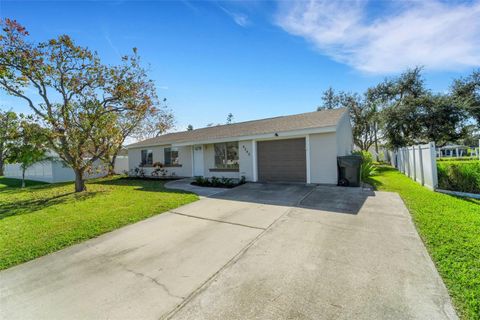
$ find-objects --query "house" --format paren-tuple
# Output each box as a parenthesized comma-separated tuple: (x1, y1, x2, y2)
(126, 108, 353, 184)
(4, 151, 129, 183)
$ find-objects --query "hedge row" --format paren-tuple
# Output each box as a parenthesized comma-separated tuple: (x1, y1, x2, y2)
(437, 161, 480, 194)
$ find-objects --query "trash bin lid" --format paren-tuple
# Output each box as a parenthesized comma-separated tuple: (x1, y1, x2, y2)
(337, 155, 363, 166)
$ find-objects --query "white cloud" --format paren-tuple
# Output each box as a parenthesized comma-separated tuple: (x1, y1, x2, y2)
(275, 0, 480, 73)
(219, 6, 250, 27)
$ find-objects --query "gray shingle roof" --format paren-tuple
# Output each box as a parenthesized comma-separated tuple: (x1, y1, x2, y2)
(127, 108, 347, 148)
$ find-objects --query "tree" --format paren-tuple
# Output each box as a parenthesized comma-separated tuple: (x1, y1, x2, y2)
(371, 67, 429, 148)
(373, 67, 468, 148)
(0, 109, 18, 175)
(187, 124, 193, 131)
(130, 100, 174, 141)
(102, 52, 163, 175)
(317, 87, 341, 110)
(317, 89, 376, 151)
(451, 69, 480, 126)
(7, 115, 48, 188)
(226, 113, 234, 124)
(418, 94, 467, 146)
(0, 19, 155, 192)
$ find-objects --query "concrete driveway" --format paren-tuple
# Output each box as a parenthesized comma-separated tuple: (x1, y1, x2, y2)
(0, 183, 457, 320)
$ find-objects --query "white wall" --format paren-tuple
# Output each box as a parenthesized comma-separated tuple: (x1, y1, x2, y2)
(239, 140, 254, 181)
(5, 158, 118, 183)
(128, 146, 192, 177)
(114, 156, 129, 174)
(309, 132, 338, 184)
(51, 161, 75, 182)
(5, 161, 55, 183)
(335, 112, 354, 156)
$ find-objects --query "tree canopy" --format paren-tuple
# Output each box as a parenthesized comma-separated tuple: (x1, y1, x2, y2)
(0, 19, 164, 191)
(319, 67, 476, 150)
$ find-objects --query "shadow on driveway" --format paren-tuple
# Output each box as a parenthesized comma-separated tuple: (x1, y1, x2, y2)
(170, 180, 376, 215)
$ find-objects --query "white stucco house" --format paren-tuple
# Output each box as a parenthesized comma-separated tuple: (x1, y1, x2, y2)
(126, 108, 353, 184)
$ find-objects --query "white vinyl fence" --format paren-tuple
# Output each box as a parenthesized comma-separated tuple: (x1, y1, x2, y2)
(386, 142, 438, 190)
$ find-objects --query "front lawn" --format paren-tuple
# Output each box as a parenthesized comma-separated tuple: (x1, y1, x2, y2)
(0, 176, 198, 270)
(369, 166, 480, 320)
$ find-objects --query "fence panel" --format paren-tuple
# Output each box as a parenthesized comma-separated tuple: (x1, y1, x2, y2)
(389, 142, 437, 190)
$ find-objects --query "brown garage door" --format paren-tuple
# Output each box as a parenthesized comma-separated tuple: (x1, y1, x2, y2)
(257, 138, 306, 183)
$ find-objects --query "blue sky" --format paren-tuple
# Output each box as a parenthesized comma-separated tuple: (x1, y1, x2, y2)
(1, 0, 479, 132)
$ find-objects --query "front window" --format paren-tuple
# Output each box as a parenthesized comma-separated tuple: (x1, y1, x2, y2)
(141, 149, 153, 166)
(164, 147, 179, 166)
(214, 142, 239, 169)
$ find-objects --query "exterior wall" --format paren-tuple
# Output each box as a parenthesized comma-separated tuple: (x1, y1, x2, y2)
(5, 161, 55, 183)
(335, 112, 354, 156)
(239, 140, 254, 181)
(128, 145, 192, 177)
(5, 158, 118, 183)
(309, 132, 338, 184)
(113, 156, 129, 174)
(51, 161, 76, 182)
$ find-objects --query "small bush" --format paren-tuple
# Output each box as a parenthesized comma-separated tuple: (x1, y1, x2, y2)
(191, 176, 244, 189)
(437, 161, 480, 194)
(353, 151, 377, 181)
(210, 176, 220, 187)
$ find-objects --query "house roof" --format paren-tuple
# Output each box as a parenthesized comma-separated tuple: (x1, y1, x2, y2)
(127, 108, 347, 148)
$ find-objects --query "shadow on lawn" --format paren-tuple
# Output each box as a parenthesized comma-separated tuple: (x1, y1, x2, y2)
(0, 191, 101, 219)
(90, 177, 193, 194)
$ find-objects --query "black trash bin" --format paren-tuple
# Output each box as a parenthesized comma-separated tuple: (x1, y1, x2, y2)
(337, 155, 362, 187)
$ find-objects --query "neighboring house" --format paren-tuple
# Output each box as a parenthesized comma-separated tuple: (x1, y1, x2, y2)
(4, 152, 129, 183)
(126, 108, 353, 184)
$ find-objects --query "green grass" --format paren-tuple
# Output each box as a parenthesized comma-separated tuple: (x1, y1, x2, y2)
(0, 177, 48, 189)
(368, 166, 480, 320)
(0, 176, 198, 270)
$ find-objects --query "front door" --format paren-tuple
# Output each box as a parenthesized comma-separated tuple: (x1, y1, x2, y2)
(193, 145, 204, 176)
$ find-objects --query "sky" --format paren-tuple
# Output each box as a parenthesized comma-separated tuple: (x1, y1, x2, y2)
(1, 0, 479, 133)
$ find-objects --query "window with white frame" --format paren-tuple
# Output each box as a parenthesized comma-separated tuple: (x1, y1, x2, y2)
(164, 147, 179, 166)
(141, 149, 153, 166)
(214, 142, 239, 169)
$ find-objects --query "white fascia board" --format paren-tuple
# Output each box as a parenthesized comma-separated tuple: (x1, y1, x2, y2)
(125, 143, 172, 150)
(171, 126, 337, 147)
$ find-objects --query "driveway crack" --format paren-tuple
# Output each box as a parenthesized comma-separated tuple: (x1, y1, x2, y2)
(161, 206, 293, 320)
(170, 211, 266, 230)
(123, 267, 185, 300)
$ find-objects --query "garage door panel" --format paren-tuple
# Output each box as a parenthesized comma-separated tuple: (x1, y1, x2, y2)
(257, 138, 306, 182)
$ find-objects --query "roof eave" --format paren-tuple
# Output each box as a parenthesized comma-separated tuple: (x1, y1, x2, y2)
(127, 125, 337, 149)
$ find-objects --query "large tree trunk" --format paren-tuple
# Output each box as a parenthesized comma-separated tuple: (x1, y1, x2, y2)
(74, 169, 86, 192)
(0, 156, 4, 176)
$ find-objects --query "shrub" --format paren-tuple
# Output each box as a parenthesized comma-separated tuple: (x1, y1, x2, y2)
(353, 151, 377, 181)
(194, 176, 207, 185)
(191, 176, 244, 189)
(437, 157, 479, 162)
(437, 161, 480, 194)
(210, 176, 220, 187)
